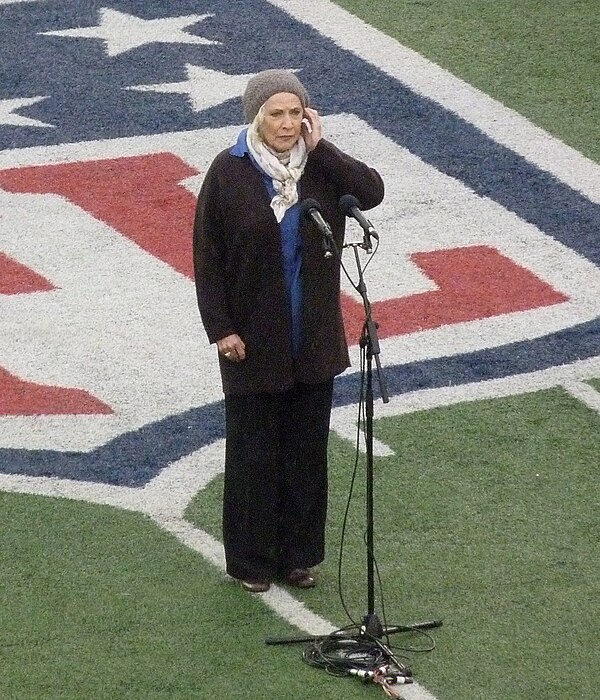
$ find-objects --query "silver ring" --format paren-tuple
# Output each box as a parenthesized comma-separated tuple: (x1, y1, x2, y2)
(224, 351, 232, 358)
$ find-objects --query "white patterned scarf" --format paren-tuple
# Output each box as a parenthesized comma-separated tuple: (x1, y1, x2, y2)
(246, 110, 308, 223)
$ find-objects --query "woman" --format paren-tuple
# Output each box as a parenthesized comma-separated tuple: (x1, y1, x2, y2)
(193, 69, 384, 593)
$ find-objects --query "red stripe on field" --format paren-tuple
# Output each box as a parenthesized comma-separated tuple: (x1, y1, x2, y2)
(0, 154, 198, 416)
(0, 252, 55, 294)
(0, 153, 199, 279)
(0, 158, 570, 356)
(341, 245, 569, 344)
(0, 366, 113, 416)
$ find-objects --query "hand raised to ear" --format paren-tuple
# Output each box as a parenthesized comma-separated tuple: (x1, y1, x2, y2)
(302, 108, 322, 151)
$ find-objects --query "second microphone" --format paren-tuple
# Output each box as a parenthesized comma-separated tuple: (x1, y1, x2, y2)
(300, 198, 335, 259)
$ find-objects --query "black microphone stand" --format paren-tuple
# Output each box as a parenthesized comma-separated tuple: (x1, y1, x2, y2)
(345, 241, 441, 640)
(266, 234, 442, 655)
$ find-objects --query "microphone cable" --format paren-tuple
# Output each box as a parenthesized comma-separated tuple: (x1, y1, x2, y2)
(302, 345, 436, 695)
(333, 337, 437, 655)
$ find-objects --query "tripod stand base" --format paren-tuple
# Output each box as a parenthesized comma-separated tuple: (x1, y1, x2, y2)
(362, 612, 385, 638)
(265, 616, 442, 645)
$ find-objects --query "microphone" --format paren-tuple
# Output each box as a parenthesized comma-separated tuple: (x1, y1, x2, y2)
(339, 194, 379, 252)
(300, 198, 334, 258)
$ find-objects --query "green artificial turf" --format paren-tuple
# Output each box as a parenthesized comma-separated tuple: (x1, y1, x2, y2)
(0, 493, 386, 699)
(186, 387, 600, 700)
(2, 388, 598, 700)
(333, 0, 600, 164)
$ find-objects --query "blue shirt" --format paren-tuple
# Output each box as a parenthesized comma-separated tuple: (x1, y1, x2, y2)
(230, 129, 303, 358)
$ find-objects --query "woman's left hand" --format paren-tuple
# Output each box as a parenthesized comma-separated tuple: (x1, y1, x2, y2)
(302, 107, 322, 151)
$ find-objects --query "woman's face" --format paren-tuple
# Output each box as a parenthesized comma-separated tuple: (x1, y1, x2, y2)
(259, 92, 303, 152)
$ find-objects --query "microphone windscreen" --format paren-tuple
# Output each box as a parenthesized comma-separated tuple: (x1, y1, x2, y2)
(339, 194, 362, 215)
(299, 198, 321, 218)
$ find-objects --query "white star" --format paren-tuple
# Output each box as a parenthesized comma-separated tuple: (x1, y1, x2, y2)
(127, 65, 257, 113)
(0, 96, 53, 128)
(40, 8, 219, 57)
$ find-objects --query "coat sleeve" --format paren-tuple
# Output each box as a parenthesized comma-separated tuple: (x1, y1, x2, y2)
(192, 157, 236, 344)
(307, 139, 385, 210)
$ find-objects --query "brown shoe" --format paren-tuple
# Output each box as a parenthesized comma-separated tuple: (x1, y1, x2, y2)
(239, 579, 270, 593)
(285, 568, 316, 589)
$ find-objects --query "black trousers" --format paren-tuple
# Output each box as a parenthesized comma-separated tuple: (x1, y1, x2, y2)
(223, 379, 334, 582)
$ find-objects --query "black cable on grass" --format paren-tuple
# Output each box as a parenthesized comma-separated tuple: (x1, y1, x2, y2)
(303, 633, 408, 675)
(302, 632, 414, 698)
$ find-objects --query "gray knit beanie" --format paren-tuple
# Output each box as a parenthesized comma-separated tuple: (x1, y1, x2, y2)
(242, 69, 309, 122)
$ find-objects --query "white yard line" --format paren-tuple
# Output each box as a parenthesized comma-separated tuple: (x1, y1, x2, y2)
(268, 0, 600, 203)
(562, 379, 600, 414)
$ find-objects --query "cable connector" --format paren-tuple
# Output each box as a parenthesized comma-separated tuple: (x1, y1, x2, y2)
(348, 668, 374, 682)
(388, 675, 413, 684)
(348, 666, 413, 685)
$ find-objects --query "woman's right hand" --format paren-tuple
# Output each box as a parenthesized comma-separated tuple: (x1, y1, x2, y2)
(302, 107, 322, 151)
(216, 334, 246, 362)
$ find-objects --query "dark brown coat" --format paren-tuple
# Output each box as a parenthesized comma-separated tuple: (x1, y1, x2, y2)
(193, 138, 384, 395)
